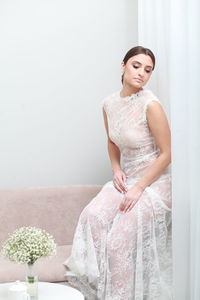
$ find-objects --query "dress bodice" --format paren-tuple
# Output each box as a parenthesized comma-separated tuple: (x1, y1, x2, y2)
(102, 89, 169, 179)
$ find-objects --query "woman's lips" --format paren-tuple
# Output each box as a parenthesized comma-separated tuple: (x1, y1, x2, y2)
(134, 78, 143, 82)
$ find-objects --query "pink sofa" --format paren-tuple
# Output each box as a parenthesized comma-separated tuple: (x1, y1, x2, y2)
(0, 185, 102, 284)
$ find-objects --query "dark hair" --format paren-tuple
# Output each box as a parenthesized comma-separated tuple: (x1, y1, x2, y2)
(121, 46, 155, 84)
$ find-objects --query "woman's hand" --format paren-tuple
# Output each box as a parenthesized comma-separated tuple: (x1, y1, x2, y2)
(113, 169, 127, 193)
(119, 184, 144, 212)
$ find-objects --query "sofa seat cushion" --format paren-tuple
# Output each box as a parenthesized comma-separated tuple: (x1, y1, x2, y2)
(0, 245, 71, 283)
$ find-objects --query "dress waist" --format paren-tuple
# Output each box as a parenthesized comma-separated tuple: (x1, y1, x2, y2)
(122, 149, 161, 178)
(122, 149, 160, 165)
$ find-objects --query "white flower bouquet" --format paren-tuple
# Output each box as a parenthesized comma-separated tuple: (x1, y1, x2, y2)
(1, 226, 57, 265)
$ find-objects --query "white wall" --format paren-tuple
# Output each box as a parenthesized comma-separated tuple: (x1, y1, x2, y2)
(0, 0, 138, 188)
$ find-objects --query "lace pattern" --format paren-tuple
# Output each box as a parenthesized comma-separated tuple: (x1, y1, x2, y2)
(64, 88, 172, 299)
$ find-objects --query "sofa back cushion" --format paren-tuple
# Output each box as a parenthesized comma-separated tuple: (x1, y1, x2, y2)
(0, 185, 102, 247)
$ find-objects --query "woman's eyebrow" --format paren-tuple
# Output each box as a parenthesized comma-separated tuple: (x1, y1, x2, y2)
(132, 60, 153, 68)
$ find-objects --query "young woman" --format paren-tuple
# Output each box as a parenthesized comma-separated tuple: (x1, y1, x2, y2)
(64, 46, 172, 300)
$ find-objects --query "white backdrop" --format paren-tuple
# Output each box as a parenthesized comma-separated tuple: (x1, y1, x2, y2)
(0, 0, 138, 188)
(138, 0, 200, 299)
(138, 0, 170, 121)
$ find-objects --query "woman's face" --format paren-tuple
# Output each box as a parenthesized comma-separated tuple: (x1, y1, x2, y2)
(121, 54, 154, 88)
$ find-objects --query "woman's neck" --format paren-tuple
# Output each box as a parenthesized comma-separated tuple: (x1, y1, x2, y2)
(120, 86, 143, 98)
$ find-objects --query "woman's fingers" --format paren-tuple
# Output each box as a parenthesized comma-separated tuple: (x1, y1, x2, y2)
(127, 202, 135, 212)
(114, 181, 123, 193)
(122, 173, 127, 187)
(119, 200, 125, 211)
(116, 177, 127, 193)
(121, 180, 127, 193)
(119, 185, 143, 212)
(113, 170, 127, 193)
(120, 197, 137, 212)
(123, 199, 131, 212)
(117, 181, 126, 193)
(119, 196, 128, 211)
(114, 179, 124, 193)
(124, 200, 135, 212)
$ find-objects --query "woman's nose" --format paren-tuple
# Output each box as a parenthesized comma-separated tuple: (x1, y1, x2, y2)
(138, 69, 145, 76)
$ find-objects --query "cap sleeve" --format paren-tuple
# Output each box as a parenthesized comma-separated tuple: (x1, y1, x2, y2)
(101, 97, 107, 111)
(101, 95, 110, 113)
(142, 90, 162, 122)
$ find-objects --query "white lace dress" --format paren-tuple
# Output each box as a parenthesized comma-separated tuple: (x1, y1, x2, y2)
(64, 89, 172, 300)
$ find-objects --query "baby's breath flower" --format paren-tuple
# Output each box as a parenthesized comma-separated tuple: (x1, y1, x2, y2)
(1, 227, 57, 264)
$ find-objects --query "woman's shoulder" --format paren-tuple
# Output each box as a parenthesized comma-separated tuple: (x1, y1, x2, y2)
(141, 89, 161, 104)
(141, 89, 163, 122)
(101, 90, 119, 111)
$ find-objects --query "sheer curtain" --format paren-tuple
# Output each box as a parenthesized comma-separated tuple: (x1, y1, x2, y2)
(138, 1, 200, 299)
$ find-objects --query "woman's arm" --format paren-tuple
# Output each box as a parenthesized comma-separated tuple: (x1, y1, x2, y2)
(103, 108, 121, 172)
(103, 109, 127, 193)
(134, 100, 171, 191)
(120, 100, 171, 212)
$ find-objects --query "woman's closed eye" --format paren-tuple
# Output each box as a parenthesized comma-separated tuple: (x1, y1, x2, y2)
(133, 65, 151, 73)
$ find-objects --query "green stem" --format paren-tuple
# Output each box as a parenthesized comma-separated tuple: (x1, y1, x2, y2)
(27, 263, 36, 282)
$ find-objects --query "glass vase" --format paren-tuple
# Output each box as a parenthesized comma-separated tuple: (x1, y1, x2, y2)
(25, 263, 38, 299)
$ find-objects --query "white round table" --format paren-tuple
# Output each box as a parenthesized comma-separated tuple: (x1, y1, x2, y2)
(0, 282, 84, 300)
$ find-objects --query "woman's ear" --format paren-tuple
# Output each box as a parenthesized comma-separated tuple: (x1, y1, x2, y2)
(121, 61, 125, 74)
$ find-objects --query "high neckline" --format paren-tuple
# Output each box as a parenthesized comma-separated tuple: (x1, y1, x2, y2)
(117, 88, 146, 101)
